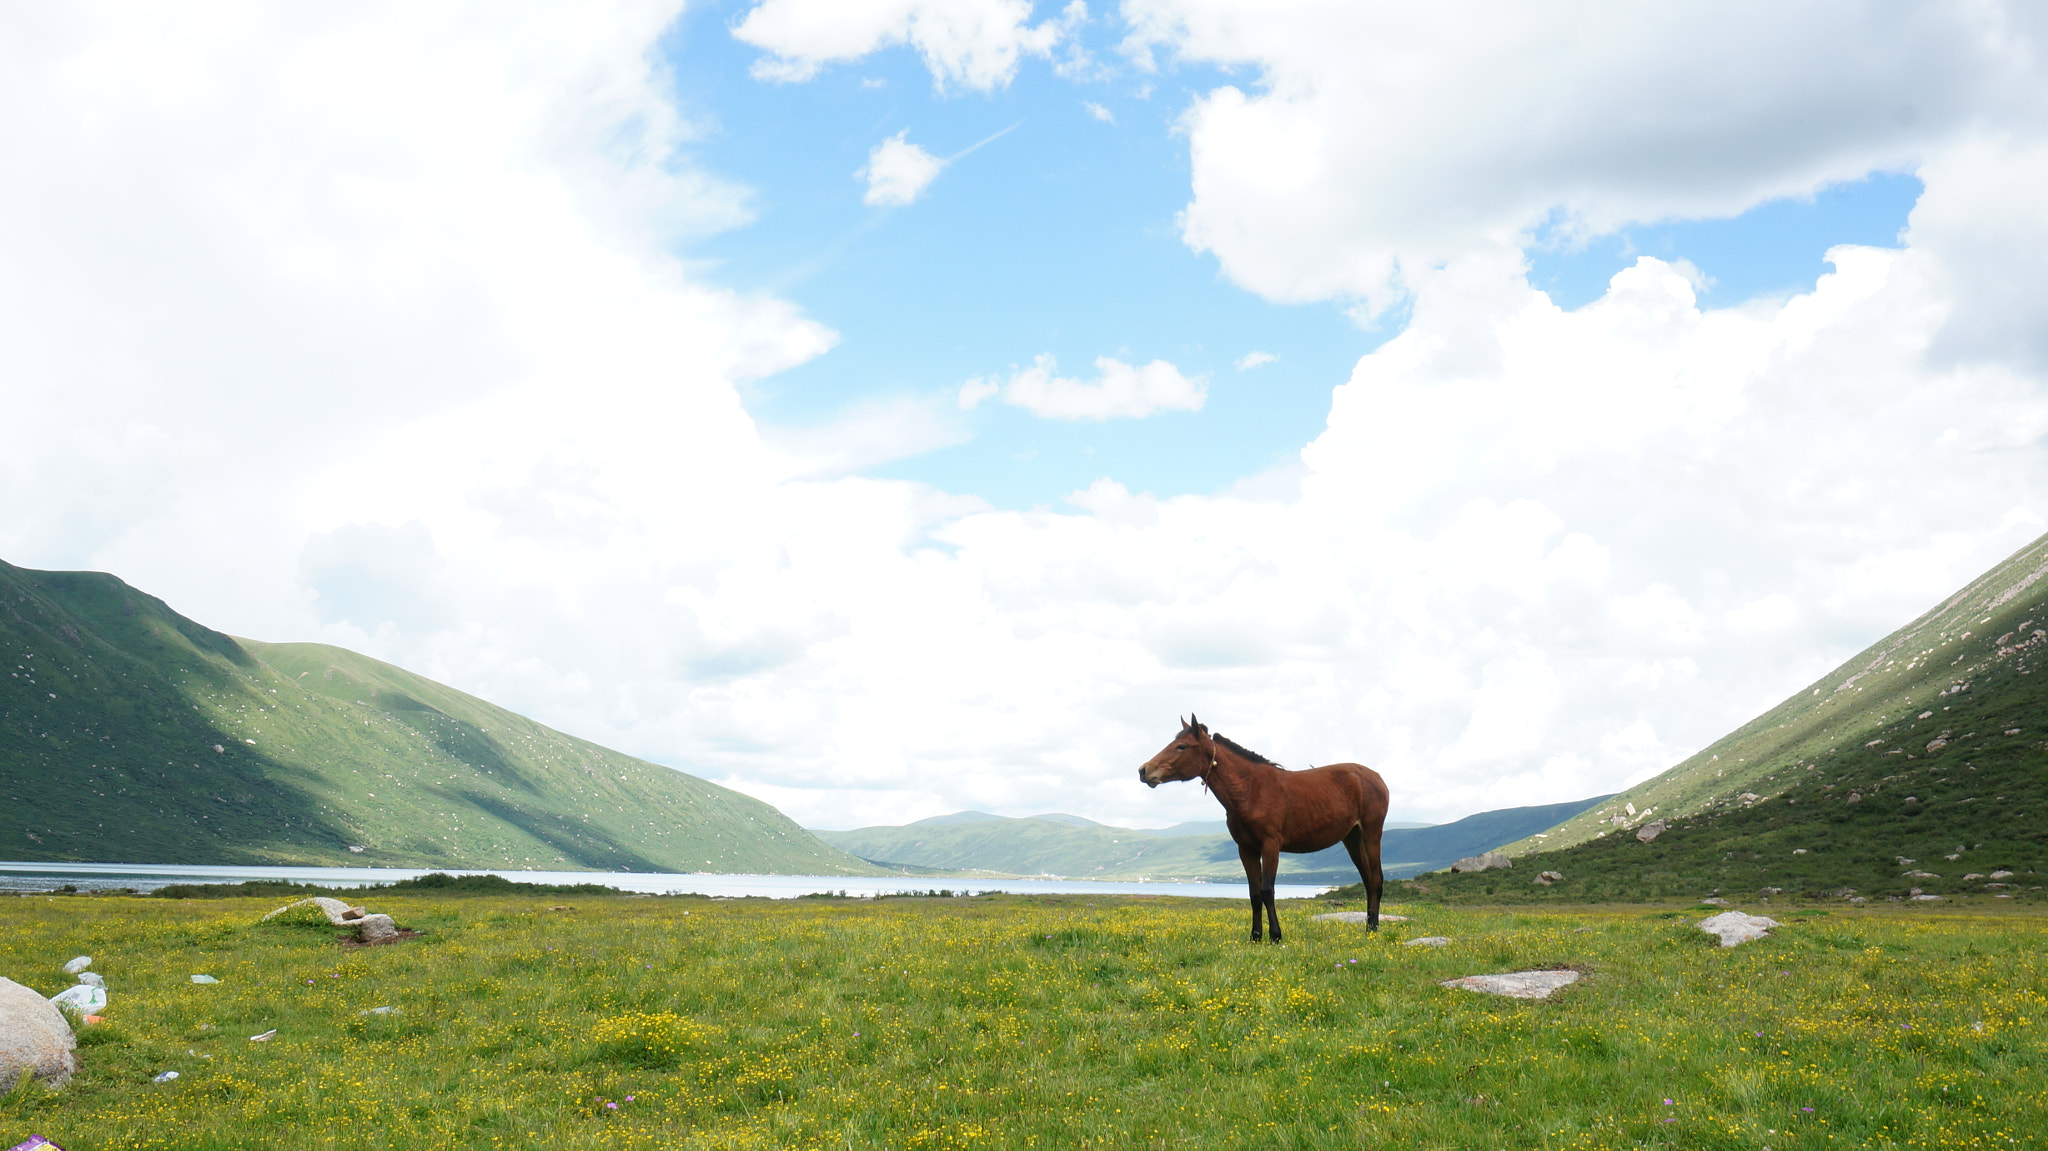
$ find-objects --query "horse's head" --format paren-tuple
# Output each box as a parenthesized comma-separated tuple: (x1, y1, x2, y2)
(1138, 715, 1217, 788)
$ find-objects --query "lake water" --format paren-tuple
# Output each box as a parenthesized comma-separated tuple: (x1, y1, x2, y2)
(0, 861, 1332, 901)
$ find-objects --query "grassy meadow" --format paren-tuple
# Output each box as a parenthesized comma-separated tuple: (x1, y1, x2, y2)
(3, 890, 2046, 1150)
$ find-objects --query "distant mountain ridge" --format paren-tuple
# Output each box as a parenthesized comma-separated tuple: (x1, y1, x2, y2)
(0, 559, 881, 875)
(814, 797, 1607, 882)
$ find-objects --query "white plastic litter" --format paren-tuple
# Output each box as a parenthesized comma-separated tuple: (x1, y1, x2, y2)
(190, 975, 219, 984)
(249, 1029, 276, 1042)
(358, 1006, 398, 1016)
(48, 984, 108, 1014)
(62, 956, 91, 975)
(152, 1071, 180, 1083)
(76, 973, 104, 988)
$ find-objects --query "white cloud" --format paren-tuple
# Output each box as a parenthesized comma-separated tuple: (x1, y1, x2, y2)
(859, 130, 947, 206)
(1083, 100, 1114, 123)
(1120, 1, 2046, 311)
(732, 0, 1071, 92)
(759, 395, 977, 480)
(957, 376, 1001, 409)
(997, 353, 1207, 419)
(8, 3, 2048, 840)
(1235, 350, 1276, 370)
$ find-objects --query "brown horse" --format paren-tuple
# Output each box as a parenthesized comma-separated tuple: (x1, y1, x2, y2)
(1138, 715, 1388, 942)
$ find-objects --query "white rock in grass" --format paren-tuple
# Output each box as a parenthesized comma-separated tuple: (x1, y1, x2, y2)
(1697, 911, 1778, 947)
(61, 957, 90, 975)
(0, 976, 77, 1088)
(1309, 912, 1409, 924)
(1440, 970, 1579, 999)
(1404, 936, 1451, 947)
(261, 897, 365, 925)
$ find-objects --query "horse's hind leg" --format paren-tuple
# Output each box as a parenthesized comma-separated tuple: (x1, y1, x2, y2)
(1343, 826, 1385, 931)
(1238, 843, 1264, 942)
(1261, 843, 1283, 944)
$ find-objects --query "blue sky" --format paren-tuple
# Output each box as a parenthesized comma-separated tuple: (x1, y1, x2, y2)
(664, 2, 1922, 510)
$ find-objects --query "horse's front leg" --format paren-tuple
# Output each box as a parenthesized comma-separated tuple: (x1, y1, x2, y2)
(1237, 842, 1264, 942)
(1261, 842, 1283, 944)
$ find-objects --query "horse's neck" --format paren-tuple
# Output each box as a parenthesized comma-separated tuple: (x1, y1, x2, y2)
(1203, 749, 1270, 814)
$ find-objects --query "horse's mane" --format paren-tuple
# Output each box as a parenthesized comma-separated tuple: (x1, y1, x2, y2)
(1211, 732, 1279, 767)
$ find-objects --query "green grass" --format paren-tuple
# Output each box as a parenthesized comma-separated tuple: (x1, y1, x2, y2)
(0, 558, 879, 875)
(4, 892, 2045, 1149)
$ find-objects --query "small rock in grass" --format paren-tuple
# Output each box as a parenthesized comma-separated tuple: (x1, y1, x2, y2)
(190, 975, 218, 985)
(1404, 936, 1451, 947)
(1636, 819, 1667, 843)
(61, 957, 91, 976)
(1534, 871, 1563, 886)
(1697, 911, 1777, 947)
(1440, 970, 1579, 999)
(1911, 894, 1944, 901)
(1308, 912, 1408, 924)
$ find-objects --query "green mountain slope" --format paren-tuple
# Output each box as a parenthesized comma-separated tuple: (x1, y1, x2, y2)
(0, 559, 881, 875)
(1497, 530, 2048, 860)
(816, 796, 1609, 882)
(1417, 532, 2048, 903)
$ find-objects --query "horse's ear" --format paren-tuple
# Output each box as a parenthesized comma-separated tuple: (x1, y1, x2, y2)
(1190, 714, 1207, 736)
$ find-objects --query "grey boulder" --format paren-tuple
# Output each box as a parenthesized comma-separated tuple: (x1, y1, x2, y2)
(1697, 911, 1778, 947)
(0, 976, 78, 1088)
(261, 897, 366, 925)
(1441, 970, 1580, 999)
(355, 914, 399, 943)
(1449, 851, 1512, 873)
